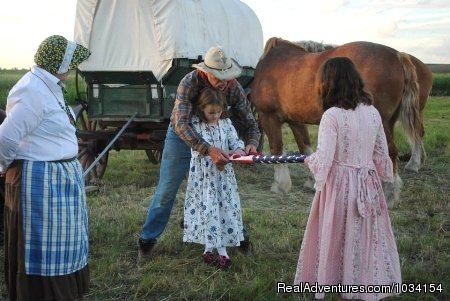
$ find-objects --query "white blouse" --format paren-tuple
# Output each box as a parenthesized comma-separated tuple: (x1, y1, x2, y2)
(0, 66, 78, 172)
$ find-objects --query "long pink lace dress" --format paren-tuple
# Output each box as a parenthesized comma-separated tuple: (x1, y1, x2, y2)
(294, 104, 401, 301)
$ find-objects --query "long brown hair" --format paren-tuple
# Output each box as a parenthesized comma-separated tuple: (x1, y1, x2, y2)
(195, 88, 228, 122)
(318, 57, 373, 111)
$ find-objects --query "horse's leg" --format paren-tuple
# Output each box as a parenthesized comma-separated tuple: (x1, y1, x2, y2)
(404, 129, 426, 172)
(400, 88, 426, 172)
(288, 122, 313, 155)
(397, 52, 428, 172)
(382, 121, 403, 204)
(288, 122, 314, 191)
(403, 111, 426, 172)
(260, 113, 292, 193)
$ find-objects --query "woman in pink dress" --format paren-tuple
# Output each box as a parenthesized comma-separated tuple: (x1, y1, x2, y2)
(294, 57, 402, 301)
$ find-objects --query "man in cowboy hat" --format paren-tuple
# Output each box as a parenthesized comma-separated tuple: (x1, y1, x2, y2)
(138, 46, 260, 261)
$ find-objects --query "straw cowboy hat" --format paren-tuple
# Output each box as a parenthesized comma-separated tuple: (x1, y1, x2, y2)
(193, 46, 242, 81)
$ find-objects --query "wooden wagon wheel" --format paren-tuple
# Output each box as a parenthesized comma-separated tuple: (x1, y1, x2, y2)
(74, 105, 109, 184)
(145, 149, 162, 164)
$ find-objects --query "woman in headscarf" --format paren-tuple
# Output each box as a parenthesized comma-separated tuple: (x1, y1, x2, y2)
(0, 35, 91, 301)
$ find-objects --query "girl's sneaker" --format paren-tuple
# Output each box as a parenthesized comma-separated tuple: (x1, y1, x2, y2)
(202, 251, 218, 265)
(217, 255, 231, 269)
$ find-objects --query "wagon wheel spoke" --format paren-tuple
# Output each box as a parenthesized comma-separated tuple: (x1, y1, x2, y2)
(77, 147, 88, 158)
(145, 149, 162, 164)
(75, 107, 109, 184)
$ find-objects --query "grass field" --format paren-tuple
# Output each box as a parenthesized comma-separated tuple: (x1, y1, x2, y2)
(0, 71, 449, 300)
(0, 69, 85, 109)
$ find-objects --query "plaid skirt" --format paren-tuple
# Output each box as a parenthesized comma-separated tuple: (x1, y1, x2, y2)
(4, 160, 89, 301)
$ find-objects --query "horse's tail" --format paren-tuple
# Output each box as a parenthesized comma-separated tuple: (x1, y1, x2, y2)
(397, 52, 426, 168)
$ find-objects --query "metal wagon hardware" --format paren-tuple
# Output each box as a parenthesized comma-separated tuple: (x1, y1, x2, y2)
(73, 0, 263, 184)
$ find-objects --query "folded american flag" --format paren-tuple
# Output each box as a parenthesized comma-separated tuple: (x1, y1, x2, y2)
(229, 153, 307, 164)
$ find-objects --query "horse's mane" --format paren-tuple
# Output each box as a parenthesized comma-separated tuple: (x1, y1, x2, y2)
(296, 40, 336, 53)
(260, 37, 308, 60)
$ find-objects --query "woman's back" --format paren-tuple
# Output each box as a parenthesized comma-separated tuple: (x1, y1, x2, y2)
(325, 104, 383, 167)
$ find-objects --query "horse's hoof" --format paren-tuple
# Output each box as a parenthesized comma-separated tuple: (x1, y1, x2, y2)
(303, 179, 315, 193)
(270, 182, 290, 194)
(382, 175, 403, 204)
(404, 163, 419, 173)
(270, 184, 282, 194)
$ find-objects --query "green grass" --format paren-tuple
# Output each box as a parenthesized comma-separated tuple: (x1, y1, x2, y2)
(0, 70, 449, 300)
(431, 73, 450, 96)
(0, 69, 85, 109)
(74, 127, 450, 301)
(0, 69, 27, 108)
(394, 96, 450, 163)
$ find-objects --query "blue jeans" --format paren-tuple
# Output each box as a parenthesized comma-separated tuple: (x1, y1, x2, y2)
(140, 126, 248, 241)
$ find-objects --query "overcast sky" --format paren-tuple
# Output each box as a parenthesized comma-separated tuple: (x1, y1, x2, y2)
(0, 0, 449, 69)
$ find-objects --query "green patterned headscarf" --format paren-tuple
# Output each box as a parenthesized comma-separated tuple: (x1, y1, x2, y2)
(34, 35, 90, 74)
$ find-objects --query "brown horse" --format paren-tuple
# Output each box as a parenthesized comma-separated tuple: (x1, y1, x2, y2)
(251, 37, 433, 202)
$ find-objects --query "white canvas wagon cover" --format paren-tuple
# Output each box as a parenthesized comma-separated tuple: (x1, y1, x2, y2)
(74, 0, 264, 81)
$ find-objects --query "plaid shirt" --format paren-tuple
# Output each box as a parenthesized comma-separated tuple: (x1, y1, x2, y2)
(170, 70, 260, 154)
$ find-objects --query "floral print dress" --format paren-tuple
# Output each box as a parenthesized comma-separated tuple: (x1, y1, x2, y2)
(294, 104, 402, 301)
(183, 117, 245, 248)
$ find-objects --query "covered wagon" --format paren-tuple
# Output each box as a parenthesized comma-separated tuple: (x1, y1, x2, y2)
(73, 0, 263, 182)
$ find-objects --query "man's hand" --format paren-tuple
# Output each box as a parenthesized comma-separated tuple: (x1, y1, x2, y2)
(207, 146, 229, 171)
(233, 148, 246, 156)
(245, 144, 258, 155)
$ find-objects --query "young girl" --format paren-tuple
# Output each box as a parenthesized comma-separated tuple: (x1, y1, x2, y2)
(183, 87, 246, 269)
(294, 57, 401, 300)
